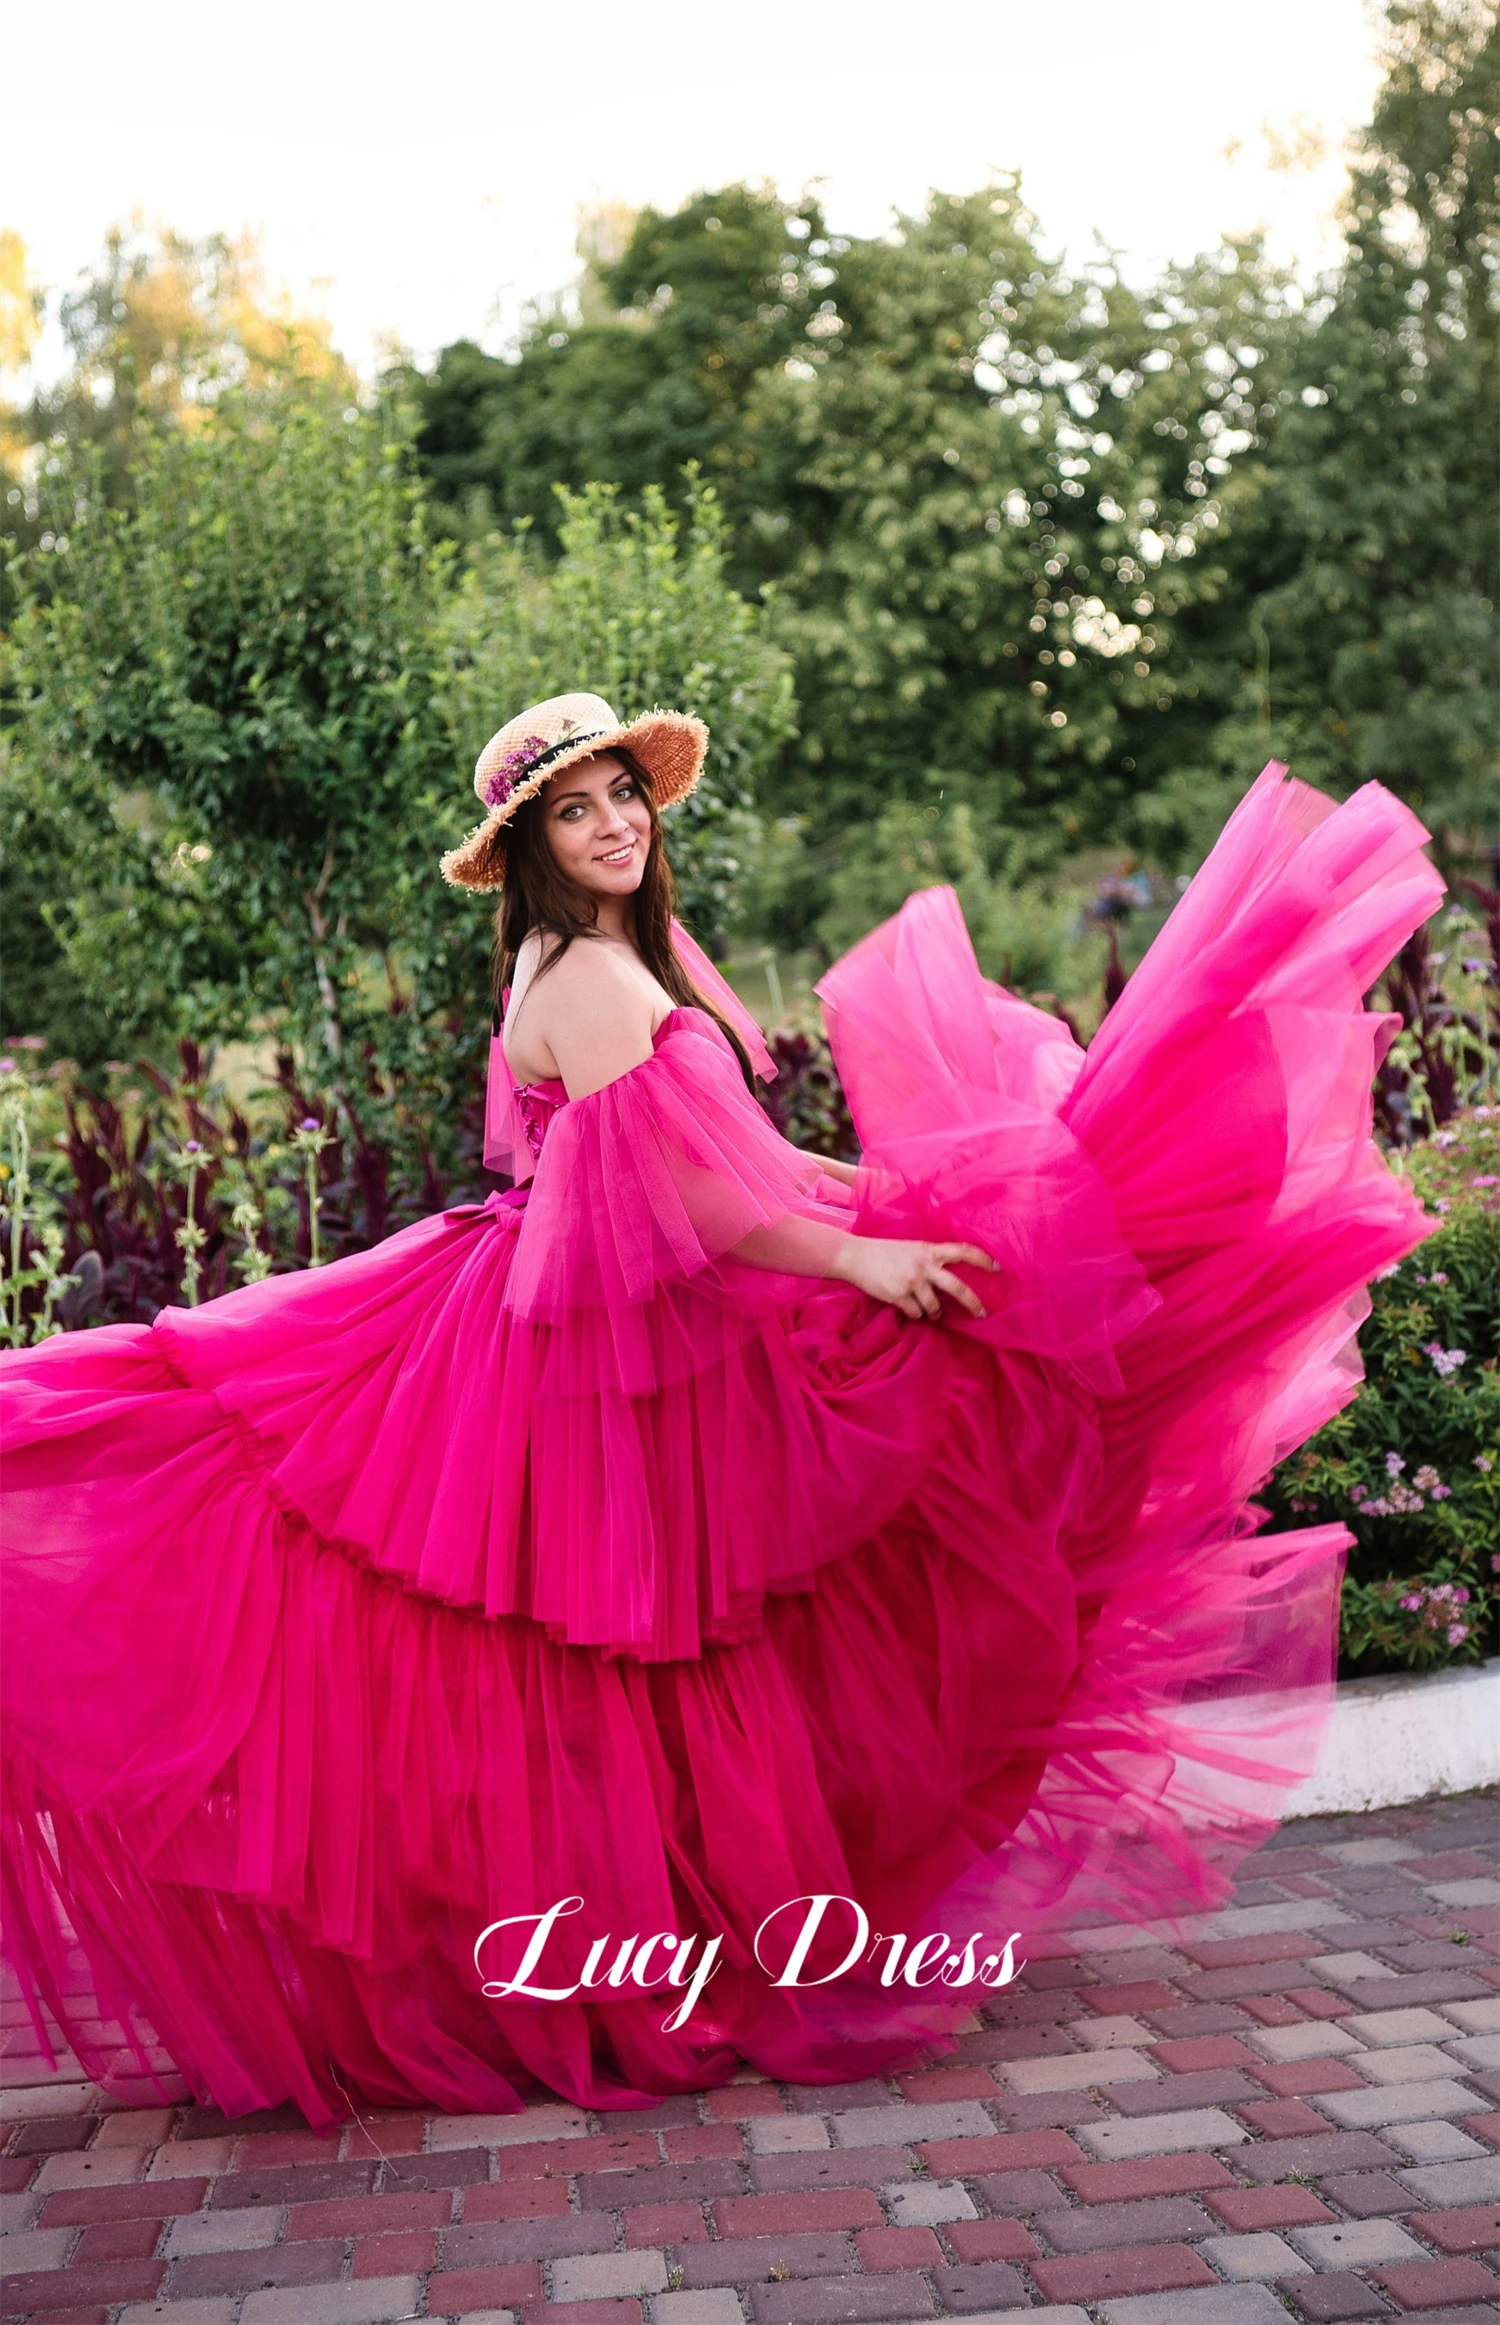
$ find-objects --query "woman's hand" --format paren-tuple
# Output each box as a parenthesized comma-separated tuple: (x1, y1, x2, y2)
(832, 1236, 998, 1322)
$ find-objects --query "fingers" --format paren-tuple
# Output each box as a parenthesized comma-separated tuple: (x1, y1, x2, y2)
(930, 1266, 987, 1320)
(934, 1242, 1000, 1272)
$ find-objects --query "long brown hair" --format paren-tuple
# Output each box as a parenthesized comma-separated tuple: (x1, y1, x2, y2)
(492, 748, 756, 1090)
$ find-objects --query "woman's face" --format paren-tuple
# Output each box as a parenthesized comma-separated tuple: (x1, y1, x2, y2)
(541, 751, 653, 900)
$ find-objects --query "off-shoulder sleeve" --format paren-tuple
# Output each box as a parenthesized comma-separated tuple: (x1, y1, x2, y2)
(502, 1011, 835, 1324)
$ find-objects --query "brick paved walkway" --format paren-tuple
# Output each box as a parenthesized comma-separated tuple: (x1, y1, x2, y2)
(3, 1789, 1497, 2325)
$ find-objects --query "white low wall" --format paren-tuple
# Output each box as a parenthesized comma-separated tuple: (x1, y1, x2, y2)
(1282, 1654, 1500, 1818)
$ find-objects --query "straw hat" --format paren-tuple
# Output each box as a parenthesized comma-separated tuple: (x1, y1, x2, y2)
(439, 691, 709, 892)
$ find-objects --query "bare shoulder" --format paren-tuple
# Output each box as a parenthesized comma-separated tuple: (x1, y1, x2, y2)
(534, 940, 660, 1101)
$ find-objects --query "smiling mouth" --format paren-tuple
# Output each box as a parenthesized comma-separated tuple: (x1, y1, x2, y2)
(598, 843, 635, 866)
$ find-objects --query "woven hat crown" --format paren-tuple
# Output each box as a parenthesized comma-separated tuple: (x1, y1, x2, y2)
(473, 694, 620, 807)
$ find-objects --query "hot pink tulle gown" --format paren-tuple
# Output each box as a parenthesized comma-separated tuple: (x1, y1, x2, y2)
(0, 764, 1443, 2124)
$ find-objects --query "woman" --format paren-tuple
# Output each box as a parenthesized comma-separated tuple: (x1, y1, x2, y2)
(1, 690, 1442, 2125)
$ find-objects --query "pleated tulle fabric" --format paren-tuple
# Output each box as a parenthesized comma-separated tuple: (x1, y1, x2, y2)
(1, 763, 1444, 2124)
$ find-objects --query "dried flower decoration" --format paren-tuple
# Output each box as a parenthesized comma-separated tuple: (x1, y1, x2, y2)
(483, 735, 550, 810)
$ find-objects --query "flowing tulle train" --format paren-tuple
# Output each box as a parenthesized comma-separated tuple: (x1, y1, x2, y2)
(0, 763, 1443, 2121)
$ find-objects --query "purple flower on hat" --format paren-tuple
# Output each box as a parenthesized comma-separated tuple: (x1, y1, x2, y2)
(484, 734, 550, 809)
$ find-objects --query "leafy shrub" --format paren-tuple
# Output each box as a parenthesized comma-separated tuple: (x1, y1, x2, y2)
(1265, 1158, 1499, 1677)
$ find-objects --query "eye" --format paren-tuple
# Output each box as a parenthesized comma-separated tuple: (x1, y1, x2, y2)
(612, 781, 637, 800)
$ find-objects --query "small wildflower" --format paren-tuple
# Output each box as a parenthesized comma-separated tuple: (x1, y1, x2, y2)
(1400, 1594, 1422, 1610)
(1385, 1451, 1405, 1475)
(1430, 1272, 1449, 1285)
(1475, 1455, 1494, 1473)
(1413, 1466, 1443, 1492)
(184, 1139, 202, 1155)
(1424, 1343, 1467, 1376)
(1432, 1129, 1459, 1148)
(1474, 1175, 1499, 1187)
(299, 1116, 321, 1132)
(1375, 1262, 1402, 1281)
(1462, 957, 1487, 975)
(1447, 1624, 1469, 1645)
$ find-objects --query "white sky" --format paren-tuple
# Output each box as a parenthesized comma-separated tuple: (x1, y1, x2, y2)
(6, 0, 1388, 386)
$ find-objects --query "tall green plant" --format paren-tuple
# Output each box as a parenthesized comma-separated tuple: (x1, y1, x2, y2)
(7, 392, 456, 1079)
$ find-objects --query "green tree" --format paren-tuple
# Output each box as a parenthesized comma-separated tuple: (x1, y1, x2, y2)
(1127, 0, 1499, 858)
(5, 392, 458, 1094)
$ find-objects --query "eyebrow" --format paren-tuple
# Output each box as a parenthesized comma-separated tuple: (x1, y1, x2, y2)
(550, 775, 630, 806)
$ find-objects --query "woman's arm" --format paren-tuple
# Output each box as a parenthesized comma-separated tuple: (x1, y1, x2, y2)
(809, 1153, 858, 1186)
(732, 1214, 996, 1323)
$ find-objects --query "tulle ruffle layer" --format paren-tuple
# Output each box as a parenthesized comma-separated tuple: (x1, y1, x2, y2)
(0, 763, 1444, 2124)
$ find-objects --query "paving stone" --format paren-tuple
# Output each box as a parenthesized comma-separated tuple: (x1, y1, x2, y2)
(1316, 2169, 1418, 2216)
(554, 2252, 671, 2300)
(238, 2283, 425, 2324)
(119, 2304, 240, 2325)
(1369, 2255, 1500, 2307)
(746, 2271, 935, 2323)
(443, 2215, 616, 2267)
(1278, 2271, 1398, 2318)
(36, 2173, 210, 2227)
(915, 2129, 1082, 2176)
(1334, 1973, 1491, 2011)
(885, 2179, 977, 2226)
(930, 2259, 1030, 2310)
(426, 2264, 542, 2312)
(985, 2092, 1105, 2133)
(714, 2192, 882, 2238)
(651, 2293, 745, 2325)
(1202, 2186, 1335, 2231)
(830, 2103, 994, 2147)
(1198, 2230, 1312, 2278)
(1244, 2024, 1367, 2063)
(0, 2255, 165, 2309)
(1307, 1950, 1396, 1983)
(576, 2162, 746, 2210)
(1033, 2194, 1216, 2251)
(969, 2169, 1071, 2212)
(1035, 2239, 1223, 2307)
(1356, 2043, 1471, 2083)
(1346, 2009, 1468, 2047)
(1108, 2069, 1262, 2114)
(1408, 2202, 1500, 2251)
(1234, 2131, 1401, 2181)
(785, 2082, 893, 2114)
(1389, 2121, 1490, 2163)
(32, 2144, 153, 2191)
(1445, 2034, 1500, 2072)
(166, 2238, 347, 2296)
(1143, 2005, 1256, 2038)
(997, 2048, 1158, 2093)
(1248, 2057, 1367, 2097)
(1073, 2281, 1295, 2323)
(1070, 2013, 1156, 2048)
(749, 2119, 831, 2154)
(855, 2213, 934, 2269)
(428, 2105, 587, 2148)
(1286, 2216, 1428, 2267)
(1236, 2098, 1337, 2139)
(147, 2138, 235, 2180)
(941, 2218, 1038, 2262)
(1074, 2107, 1249, 2159)
(164, 2204, 283, 2254)
(0, 2223, 74, 2270)
(1315, 2077, 1486, 2128)
(676, 2231, 854, 2288)
(1060, 2153, 1238, 2202)
(1443, 2001, 1500, 2035)
(1148, 2037, 1261, 2072)
(624, 2201, 710, 2247)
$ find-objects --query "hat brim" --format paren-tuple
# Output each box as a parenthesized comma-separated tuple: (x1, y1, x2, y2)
(439, 710, 710, 892)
